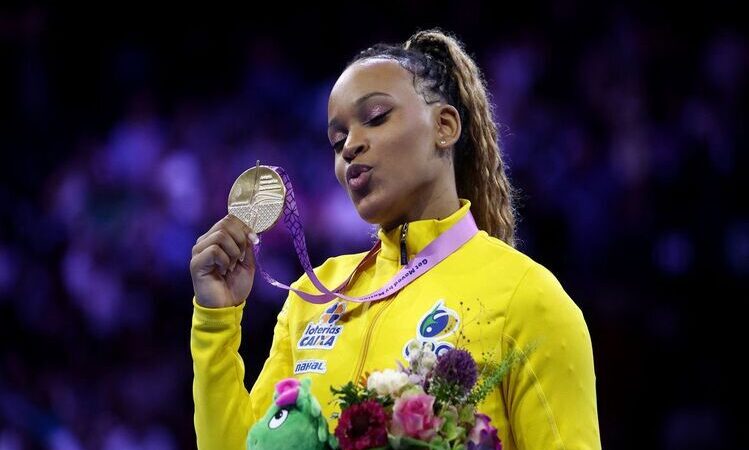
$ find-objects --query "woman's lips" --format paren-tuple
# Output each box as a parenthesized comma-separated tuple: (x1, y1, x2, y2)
(347, 167, 372, 192)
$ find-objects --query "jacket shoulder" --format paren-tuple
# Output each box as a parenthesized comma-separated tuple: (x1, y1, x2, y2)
(470, 230, 542, 276)
(476, 232, 582, 326)
(470, 231, 575, 308)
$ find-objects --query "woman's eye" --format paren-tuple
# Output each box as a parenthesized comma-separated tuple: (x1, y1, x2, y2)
(331, 110, 390, 153)
(366, 111, 390, 126)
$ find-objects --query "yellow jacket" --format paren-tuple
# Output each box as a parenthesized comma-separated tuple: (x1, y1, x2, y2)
(191, 198, 601, 449)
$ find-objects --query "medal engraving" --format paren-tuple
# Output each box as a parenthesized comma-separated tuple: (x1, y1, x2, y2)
(228, 162, 286, 233)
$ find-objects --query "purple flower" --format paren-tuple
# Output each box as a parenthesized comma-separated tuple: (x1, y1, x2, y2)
(335, 400, 389, 450)
(467, 413, 502, 450)
(433, 348, 478, 396)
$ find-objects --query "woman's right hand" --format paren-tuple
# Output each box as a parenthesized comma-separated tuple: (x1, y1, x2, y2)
(190, 214, 260, 308)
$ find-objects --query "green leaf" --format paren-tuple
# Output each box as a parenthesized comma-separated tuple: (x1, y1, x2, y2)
(329, 381, 377, 409)
(438, 406, 465, 442)
(387, 433, 402, 449)
(457, 404, 475, 424)
(399, 436, 447, 449)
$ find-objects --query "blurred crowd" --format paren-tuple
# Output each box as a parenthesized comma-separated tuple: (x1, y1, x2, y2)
(1, 3, 745, 449)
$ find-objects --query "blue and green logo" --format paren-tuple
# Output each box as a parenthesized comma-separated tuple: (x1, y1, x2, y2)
(403, 300, 460, 359)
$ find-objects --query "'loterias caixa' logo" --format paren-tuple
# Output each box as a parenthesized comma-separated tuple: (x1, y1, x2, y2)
(403, 299, 460, 360)
(297, 302, 346, 350)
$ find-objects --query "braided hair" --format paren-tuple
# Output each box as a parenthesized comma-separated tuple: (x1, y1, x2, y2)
(348, 28, 518, 247)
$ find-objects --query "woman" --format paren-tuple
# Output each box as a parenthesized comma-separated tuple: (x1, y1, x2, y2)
(190, 29, 601, 450)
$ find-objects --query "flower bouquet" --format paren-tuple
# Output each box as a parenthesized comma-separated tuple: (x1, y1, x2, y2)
(330, 341, 528, 450)
(245, 342, 531, 450)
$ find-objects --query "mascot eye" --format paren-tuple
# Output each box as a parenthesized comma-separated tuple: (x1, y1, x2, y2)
(268, 408, 289, 429)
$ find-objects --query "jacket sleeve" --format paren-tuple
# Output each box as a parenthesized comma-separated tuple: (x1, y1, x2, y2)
(501, 263, 601, 450)
(190, 291, 294, 450)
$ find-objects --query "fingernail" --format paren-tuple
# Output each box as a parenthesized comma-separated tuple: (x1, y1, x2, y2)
(239, 250, 246, 262)
(248, 232, 259, 245)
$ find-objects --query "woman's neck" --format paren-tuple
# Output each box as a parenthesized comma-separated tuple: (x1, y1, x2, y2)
(380, 193, 461, 232)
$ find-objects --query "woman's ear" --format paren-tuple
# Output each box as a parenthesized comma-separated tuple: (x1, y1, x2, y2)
(434, 103, 462, 148)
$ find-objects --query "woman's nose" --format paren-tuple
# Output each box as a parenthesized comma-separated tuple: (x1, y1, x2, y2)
(342, 143, 367, 163)
(342, 130, 367, 163)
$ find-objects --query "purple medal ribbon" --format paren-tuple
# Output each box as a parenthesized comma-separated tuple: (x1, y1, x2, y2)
(251, 166, 479, 304)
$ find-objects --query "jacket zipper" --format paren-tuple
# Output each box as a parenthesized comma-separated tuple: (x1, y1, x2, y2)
(400, 222, 409, 266)
(353, 222, 406, 383)
(352, 298, 394, 384)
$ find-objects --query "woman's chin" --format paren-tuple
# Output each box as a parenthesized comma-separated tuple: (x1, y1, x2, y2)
(350, 190, 387, 225)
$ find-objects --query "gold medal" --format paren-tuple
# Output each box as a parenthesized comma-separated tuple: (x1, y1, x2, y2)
(228, 160, 286, 233)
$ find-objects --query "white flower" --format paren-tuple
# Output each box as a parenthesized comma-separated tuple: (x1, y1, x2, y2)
(367, 369, 410, 397)
(414, 350, 437, 377)
(406, 340, 422, 365)
(420, 350, 437, 371)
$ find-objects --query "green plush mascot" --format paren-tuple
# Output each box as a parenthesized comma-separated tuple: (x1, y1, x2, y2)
(246, 377, 338, 450)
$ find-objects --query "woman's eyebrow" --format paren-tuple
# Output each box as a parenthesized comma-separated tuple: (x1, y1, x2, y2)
(354, 91, 392, 106)
(328, 92, 393, 130)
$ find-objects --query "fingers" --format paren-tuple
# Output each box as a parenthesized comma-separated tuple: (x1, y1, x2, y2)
(192, 214, 260, 276)
(192, 227, 241, 259)
(196, 214, 252, 246)
(191, 243, 232, 276)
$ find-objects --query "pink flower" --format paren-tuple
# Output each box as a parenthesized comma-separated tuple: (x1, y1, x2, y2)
(467, 413, 502, 450)
(391, 393, 443, 441)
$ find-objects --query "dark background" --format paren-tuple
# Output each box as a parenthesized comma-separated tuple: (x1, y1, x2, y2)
(1, 1, 745, 449)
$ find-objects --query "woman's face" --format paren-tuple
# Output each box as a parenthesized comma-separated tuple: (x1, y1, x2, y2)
(328, 58, 452, 230)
